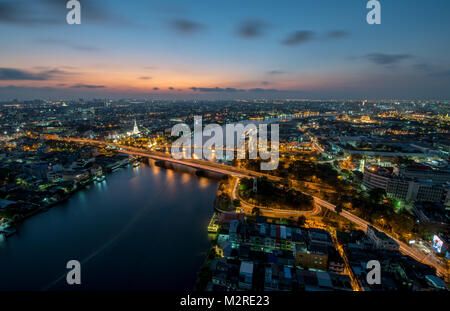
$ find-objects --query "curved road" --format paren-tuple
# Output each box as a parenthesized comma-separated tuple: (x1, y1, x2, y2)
(313, 197, 447, 278)
(46, 136, 447, 278)
(231, 178, 321, 218)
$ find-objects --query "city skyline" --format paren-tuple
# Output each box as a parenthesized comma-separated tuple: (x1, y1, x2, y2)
(1, 99, 448, 292)
(1, 0, 450, 100)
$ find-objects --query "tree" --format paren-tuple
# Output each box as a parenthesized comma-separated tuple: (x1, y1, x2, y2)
(296, 215, 306, 227)
(281, 177, 290, 190)
(334, 203, 344, 214)
(368, 188, 386, 205)
(252, 207, 261, 216)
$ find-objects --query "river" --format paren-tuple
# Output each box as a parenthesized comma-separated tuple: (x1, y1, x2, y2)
(0, 161, 218, 290)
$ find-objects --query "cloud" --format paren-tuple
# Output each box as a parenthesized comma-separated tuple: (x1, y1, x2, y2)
(71, 84, 105, 89)
(0, 67, 70, 80)
(189, 87, 280, 93)
(190, 87, 242, 92)
(0, 1, 59, 25)
(139, 76, 152, 80)
(248, 88, 280, 92)
(168, 86, 174, 90)
(365, 53, 413, 65)
(279, 30, 346, 46)
(261, 81, 270, 86)
(326, 30, 349, 39)
(281, 31, 315, 46)
(236, 19, 270, 39)
(153, 87, 159, 90)
(411, 63, 450, 78)
(0, 0, 134, 27)
(169, 18, 206, 35)
(428, 70, 450, 78)
(0, 85, 59, 91)
(413, 63, 434, 71)
(0, 2, 20, 22)
(266, 70, 285, 75)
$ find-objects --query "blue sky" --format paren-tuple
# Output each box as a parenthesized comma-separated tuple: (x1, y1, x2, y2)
(0, 0, 449, 100)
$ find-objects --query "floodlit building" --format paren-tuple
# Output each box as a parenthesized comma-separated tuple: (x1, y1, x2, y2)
(132, 120, 140, 135)
(366, 226, 399, 251)
(398, 164, 450, 185)
(364, 165, 448, 203)
(238, 261, 254, 290)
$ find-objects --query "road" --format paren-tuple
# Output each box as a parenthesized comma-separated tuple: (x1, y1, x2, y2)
(47, 135, 448, 278)
(231, 178, 321, 218)
(313, 197, 448, 278)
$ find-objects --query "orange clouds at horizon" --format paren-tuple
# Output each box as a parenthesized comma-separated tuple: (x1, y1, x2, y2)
(0, 62, 355, 95)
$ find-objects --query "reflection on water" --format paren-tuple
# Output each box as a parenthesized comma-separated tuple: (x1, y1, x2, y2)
(199, 177, 210, 189)
(166, 168, 176, 191)
(152, 164, 161, 175)
(0, 162, 218, 290)
(181, 173, 191, 184)
(94, 180, 108, 193)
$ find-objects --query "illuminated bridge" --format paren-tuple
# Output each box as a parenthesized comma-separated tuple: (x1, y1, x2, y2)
(46, 136, 265, 179)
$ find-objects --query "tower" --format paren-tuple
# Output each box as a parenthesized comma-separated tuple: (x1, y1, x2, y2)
(132, 120, 140, 135)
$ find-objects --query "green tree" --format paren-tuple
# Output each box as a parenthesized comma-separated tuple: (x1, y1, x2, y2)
(252, 207, 261, 216)
(296, 215, 306, 227)
(334, 203, 344, 214)
(368, 188, 386, 205)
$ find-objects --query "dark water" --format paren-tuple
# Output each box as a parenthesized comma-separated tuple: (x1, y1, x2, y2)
(0, 162, 218, 290)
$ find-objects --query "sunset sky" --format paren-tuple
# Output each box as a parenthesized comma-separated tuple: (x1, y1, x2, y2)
(0, 0, 450, 100)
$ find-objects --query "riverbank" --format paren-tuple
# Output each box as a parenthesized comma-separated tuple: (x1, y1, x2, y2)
(0, 161, 219, 290)
(0, 156, 137, 240)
